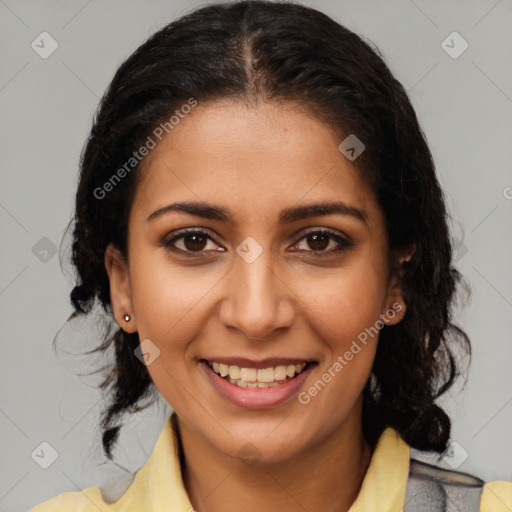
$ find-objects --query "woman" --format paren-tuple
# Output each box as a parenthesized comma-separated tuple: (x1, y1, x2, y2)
(29, 1, 511, 511)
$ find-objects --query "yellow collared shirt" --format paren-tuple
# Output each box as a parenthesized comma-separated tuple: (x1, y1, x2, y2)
(29, 414, 512, 512)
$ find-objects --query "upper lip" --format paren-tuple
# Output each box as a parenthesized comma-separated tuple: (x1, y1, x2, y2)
(201, 357, 316, 369)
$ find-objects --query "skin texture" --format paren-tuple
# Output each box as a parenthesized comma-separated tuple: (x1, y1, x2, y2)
(105, 100, 411, 512)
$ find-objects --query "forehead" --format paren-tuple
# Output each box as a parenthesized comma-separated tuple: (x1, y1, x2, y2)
(133, 100, 380, 227)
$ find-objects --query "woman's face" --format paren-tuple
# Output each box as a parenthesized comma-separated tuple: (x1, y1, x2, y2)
(106, 99, 406, 463)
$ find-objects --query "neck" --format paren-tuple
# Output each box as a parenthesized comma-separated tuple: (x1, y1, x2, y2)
(176, 399, 373, 512)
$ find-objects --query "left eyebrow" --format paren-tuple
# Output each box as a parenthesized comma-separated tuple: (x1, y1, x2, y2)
(147, 200, 368, 227)
(279, 201, 368, 226)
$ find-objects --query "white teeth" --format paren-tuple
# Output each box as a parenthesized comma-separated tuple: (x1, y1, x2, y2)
(239, 367, 257, 382)
(208, 360, 310, 387)
(256, 367, 275, 383)
(228, 366, 240, 380)
(274, 365, 287, 380)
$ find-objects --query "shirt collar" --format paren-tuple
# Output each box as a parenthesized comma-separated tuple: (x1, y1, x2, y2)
(130, 412, 410, 511)
(348, 426, 411, 511)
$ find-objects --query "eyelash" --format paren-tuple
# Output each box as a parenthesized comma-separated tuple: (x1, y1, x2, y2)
(160, 227, 355, 258)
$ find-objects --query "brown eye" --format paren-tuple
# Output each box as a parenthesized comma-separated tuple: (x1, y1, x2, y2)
(292, 229, 355, 257)
(305, 233, 330, 251)
(161, 228, 225, 255)
(182, 233, 208, 252)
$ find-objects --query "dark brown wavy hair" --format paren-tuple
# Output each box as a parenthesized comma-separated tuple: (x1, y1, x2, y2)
(65, 0, 471, 459)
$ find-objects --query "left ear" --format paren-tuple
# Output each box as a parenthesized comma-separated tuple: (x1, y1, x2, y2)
(381, 244, 416, 326)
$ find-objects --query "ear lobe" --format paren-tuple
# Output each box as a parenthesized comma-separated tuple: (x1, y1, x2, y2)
(381, 274, 407, 326)
(381, 245, 416, 326)
(104, 243, 137, 333)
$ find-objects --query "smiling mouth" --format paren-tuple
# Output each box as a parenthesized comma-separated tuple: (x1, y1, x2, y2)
(204, 360, 315, 388)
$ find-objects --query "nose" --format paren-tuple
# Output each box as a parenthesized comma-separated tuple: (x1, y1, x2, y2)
(219, 247, 295, 341)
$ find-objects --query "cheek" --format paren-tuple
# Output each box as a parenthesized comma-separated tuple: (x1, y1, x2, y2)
(128, 247, 223, 341)
(127, 250, 216, 409)
(290, 257, 386, 411)
(295, 275, 383, 425)
(296, 259, 387, 351)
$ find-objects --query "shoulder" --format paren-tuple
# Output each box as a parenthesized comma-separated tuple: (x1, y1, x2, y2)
(28, 486, 108, 512)
(404, 458, 512, 512)
(27, 478, 148, 512)
(480, 480, 512, 512)
(28, 416, 178, 512)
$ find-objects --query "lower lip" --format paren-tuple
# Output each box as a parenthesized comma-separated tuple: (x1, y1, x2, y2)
(200, 361, 316, 409)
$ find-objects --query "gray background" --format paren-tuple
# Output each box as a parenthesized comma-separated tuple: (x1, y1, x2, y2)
(1, 0, 511, 510)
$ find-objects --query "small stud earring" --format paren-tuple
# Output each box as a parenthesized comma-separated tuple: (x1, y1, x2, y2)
(123, 314, 131, 322)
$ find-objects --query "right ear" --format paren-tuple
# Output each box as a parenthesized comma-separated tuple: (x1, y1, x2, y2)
(104, 243, 137, 333)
